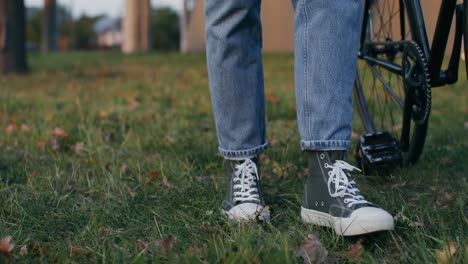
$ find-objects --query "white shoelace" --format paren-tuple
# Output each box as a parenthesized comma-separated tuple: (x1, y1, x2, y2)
(232, 159, 260, 203)
(324, 160, 369, 207)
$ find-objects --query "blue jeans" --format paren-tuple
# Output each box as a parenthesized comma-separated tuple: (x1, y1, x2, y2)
(205, 0, 364, 159)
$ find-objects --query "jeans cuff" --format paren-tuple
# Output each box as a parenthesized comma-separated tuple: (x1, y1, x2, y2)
(300, 140, 350, 151)
(219, 141, 268, 159)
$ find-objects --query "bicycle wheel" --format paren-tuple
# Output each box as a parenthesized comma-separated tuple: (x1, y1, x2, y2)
(354, 0, 431, 165)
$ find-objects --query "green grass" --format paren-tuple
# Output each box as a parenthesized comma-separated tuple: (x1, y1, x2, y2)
(0, 51, 466, 263)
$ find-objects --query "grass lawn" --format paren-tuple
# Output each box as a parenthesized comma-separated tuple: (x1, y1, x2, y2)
(0, 51, 467, 263)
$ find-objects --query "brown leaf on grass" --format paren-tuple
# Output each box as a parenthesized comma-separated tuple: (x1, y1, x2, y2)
(98, 111, 107, 119)
(128, 97, 141, 109)
(149, 170, 159, 179)
(136, 239, 153, 255)
(436, 192, 454, 207)
(187, 245, 202, 258)
(338, 239, 364, 260)
(0, 236, 15, 257)
(19, 245, 28, 256)
(295, 234, 328, 264)
(74, 142, 84, 155)
(351, 131, 360, 140)
(120, 164, 128, 174)
(70, 246, 86, 257)
(257, 205, 271, 223)
(5, 124, 16, 133)
(156, 235, 176, 256)
(53, 127, 68, 138)
(162, 176, 174, 189)
(37, 141, 46, 151)
(266, 94, 280, 103)
(20, 124, 30, 132)
(394, 208, 424, 228)
(435, 241, 457, 264)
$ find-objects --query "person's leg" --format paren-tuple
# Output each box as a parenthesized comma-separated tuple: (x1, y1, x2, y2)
(205, 0, 267, 160)
(291, 0, 394, 235)
(205, 0, 266, 221)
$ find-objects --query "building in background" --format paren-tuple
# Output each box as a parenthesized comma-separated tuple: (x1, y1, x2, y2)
(93, 17, 123, 49)
(180, 0, 294, 53)
(180, 0, 462, 55)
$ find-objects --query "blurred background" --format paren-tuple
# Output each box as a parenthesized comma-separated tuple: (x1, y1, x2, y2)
(0, 0, 462, 74)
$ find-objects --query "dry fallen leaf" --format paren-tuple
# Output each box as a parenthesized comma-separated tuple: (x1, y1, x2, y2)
(351, 131, 360, 140)
(5, 124, 16, 133)
(53, 127, 68, 138)
(20, 124, 30, 132)
(0, 236, 15, 257)
(74, 142, 85, 155)
(128, 97, 141, 109)
(394, 208, 424, 228)
(435, 241, 457, 264)
(157, 235, 176, 256)
(257, 205, 271, 223)
(162, 176, 174, 189)
(136, 239, 148, 252)
(187, 245, 202, 258)
(149, 170, 159, 179)
(266, 94, 280, 103)
(120, 164, 128, 174)
(295, 234, 328, 264)
(37, 140, 46, 151)
(19, 245, 28, 256)
(339, 239, 364, 260)
(436, 192, 454, 207)
(70, 246, 86, 257)
(98, 111, 107, 119)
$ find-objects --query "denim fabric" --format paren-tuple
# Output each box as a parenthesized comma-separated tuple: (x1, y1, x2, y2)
(205, 0, 364, 159)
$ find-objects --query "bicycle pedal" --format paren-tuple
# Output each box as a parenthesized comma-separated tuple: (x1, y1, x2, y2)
(355, 131, 402, 175)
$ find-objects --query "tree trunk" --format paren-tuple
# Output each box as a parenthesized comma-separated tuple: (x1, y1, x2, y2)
(122, 0, 150, 53)
(0, 0, 28, 73)
(41, 0, 57, 52)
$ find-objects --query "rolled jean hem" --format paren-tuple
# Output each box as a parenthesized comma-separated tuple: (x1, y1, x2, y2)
(219, 141, 268, 159)
(301, 140, 350, 151)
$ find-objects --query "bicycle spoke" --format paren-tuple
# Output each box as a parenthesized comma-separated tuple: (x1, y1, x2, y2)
(367, 62, 404, 107)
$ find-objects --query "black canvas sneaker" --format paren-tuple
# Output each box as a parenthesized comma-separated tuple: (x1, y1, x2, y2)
(222, 157, 266, 222)
(301, 151, 394, 236)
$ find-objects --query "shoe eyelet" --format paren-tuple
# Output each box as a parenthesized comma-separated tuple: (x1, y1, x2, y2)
(320, 154, 325, 159)
(328, 172, 332, 176)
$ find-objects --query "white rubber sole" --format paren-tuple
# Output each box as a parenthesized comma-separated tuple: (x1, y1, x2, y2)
(222, 203, 263, 223)
(301, 206, 394, 236)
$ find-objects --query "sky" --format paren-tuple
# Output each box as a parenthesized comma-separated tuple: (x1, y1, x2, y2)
(25, 0, 183, 17)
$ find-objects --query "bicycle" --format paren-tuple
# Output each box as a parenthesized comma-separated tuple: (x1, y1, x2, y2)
(353, 0, 467, 171)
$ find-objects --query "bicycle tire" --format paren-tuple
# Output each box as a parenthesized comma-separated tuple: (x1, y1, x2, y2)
(354, 0, 430, 165)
